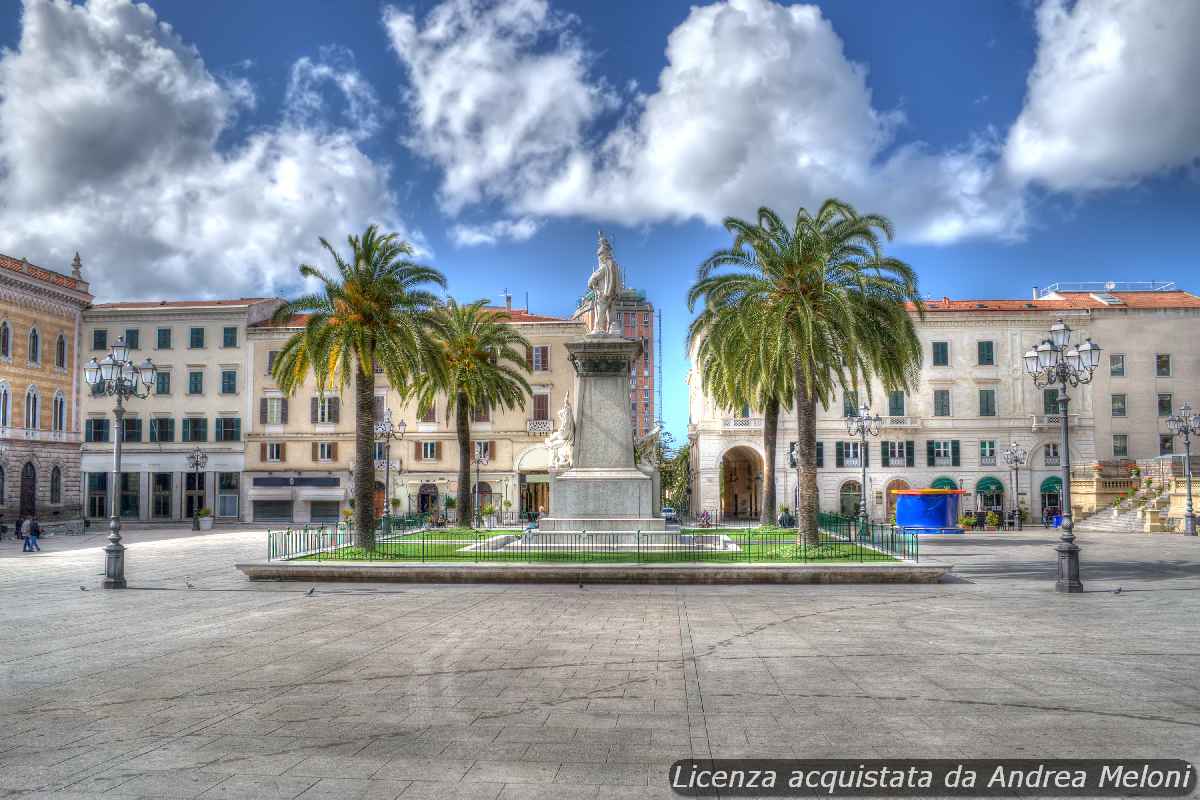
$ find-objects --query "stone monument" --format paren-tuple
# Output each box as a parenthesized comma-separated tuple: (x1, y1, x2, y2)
(537, 233, 664, 532)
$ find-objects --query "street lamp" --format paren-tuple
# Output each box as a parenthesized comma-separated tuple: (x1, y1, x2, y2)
(187, 447, 208, 530)
(83, 337, 155, 589)
(374, 409, 407, 532)
(845, 402, 882, 525)
(1023, 318, 1101, 592)
(1166, 401, 1200, 536)
(1002, 442, 1028, 531)
(473, 447, 489, 528)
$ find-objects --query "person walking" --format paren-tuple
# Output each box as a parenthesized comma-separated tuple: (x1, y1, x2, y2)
(22, 517, 40, 552)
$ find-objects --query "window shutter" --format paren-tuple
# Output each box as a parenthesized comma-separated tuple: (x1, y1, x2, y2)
(260, 443, 267, 461)
(330, 442, 338, 461)
(544, 346, 550, 370)
(435, 441, 442, 460)
(816, 442, 824, 468)
(311, 442, 319, 462)
(487, 441, 495, 459)
(526, 345, 533, 370)
(927, 440, 935, 467)
(835, 441, 845, 468)
(951, 440, 961, 467)
(414, 441, 422, 461)
(280, 399, 288, 424)
(279, 443, 286, 462)
(310, 397, 318, 423)
(881, 443, 889, 468)
(905, 441, 915, 467)
(329, 397, 340, 424)
(267, 351, 276, 373)
(260, 398, 268, 424)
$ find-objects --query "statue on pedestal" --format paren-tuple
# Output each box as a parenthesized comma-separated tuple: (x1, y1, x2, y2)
(544, 391, 574, 469)
(587, 232, 623, 335)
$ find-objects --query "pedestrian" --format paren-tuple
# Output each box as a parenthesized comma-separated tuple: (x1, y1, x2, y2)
(22, 517, 40, 552)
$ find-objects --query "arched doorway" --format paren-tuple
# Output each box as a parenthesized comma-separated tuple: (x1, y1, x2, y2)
(885, 479, 910, 521)
(976, 477, 1004, 512)
(374, 480, 386, 517)
(1040, 476, 1062, 519)
(720, 445, 763, 520)
(838, 480, 862, 517)
(418, 483, 438, 514)
(19, 462, 36, 518)
(474, 481, 494, 509)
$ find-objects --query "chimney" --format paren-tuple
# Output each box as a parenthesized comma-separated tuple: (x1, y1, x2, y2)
(1032, 286, 1039, 300)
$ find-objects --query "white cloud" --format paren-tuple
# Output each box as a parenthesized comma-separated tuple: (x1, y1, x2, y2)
(450, 217, 540, 246)
(0, 0, 418, 300)
(1004, 0, 1200, 191)
(387, 0, 1026, 245)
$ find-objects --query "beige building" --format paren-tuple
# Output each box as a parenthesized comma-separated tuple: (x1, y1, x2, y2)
(687, 284, 1200, 523)
(244, 303, 585, 524)
(79, 298, 282, 523)
(0, 252, 91, 530)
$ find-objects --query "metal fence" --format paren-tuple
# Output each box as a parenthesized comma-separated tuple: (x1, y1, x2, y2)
(265, 512, 916, 564)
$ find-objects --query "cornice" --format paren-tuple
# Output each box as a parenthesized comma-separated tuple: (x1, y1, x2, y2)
(0, 277, 90, 317)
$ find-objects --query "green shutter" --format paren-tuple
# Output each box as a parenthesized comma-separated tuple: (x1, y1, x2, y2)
(951, 440, 961, 467)
(880, 442, 889, 468)
(816, 442, 824, 468)
(926, 440, 935, 466)
(905, 440, 915, 467)
(835, 441, 844, 468)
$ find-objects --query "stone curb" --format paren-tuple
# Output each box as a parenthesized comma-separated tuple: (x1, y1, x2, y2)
(234, 559, 952, 584)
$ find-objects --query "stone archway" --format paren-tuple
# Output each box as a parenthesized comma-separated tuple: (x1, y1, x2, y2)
(417, 483, 438, 514)
(838, 480, 862, 517)
(720, 445, 764, 520)
(19, 462, 36, 519)
(885, 479, 910, 521)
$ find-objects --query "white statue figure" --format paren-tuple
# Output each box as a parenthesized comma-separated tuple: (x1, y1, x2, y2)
(587, 232, 623, 335)
(544, 391, 575, 468)
(633, 424, 661, 467)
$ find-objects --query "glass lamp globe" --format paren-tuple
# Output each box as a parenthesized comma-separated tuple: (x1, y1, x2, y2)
(1049, 319, 1071, 348)
(84, 358, 100, 386)
(1077, 338, 1101, 370)
(110, 336, 129, 365)
(98, 355, 116, 382)
(1023, 347, 1039, 375)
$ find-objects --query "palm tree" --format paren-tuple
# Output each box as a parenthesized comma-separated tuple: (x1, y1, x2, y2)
(688, 200, 924, 544)
(411, 299, 532, 528)
(692, 309, 794, 525)
(272, 225, 445, 550)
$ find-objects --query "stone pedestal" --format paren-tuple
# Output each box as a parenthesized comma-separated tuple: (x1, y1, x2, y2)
(539, 334, 664, 532)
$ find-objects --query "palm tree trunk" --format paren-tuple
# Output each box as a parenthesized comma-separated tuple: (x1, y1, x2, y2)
(354, 366, 377, 550)
(794, 362, 820, 546)
(761, 396, 779, 526)
(456, 392, 473, 528)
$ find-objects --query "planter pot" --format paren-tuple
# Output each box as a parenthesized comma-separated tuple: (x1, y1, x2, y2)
(198, 517, 214, 531)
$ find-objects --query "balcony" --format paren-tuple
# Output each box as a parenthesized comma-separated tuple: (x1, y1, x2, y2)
(1, 427, 82, 444)
(882, 415, 920, 428)
(527, 419, 553, 435)
(1045, 456, 1061, 466)
(723, 417, 764, 430)
(980, 455, 996, 466)
(843, 457, 862, 468)
(933, 456, 953, 467)
(1032, 414, 1080, 431)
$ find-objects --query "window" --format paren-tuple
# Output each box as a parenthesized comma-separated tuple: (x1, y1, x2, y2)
(267, 350, 279, 374)
(92, 329, 107, 351)
(933, 440, 951, 462)
(222, 326, 237, 348)
(52, 393, 65, 432)
(124, 329, 139, 350)
(312, 395, 340, 424)
(189, 327, 205, 349)
(841, 440, 862, 466)
(374, 441, 386, 460)
(884, 441, 910, 466)
(931, 341, 949, 366)
(152, 473, 172, 518)
(85, 418, 110, 442)
(980, 440, 996, 465)
(188, 371, 203, 395)
(181, 417, 207, 443)
(977, 341, 994, 366)
(887, 391, 905, 417)
(155, 371, 170, 395)
(1110, 354, 1124, 377)
(532, 394, 549, 421)
(27, 329, 39, 363)
(1158, 393, 1172, 417)
(149, 418, 175, 443)
(220, 369, 237, 394)
(978, 389, 996, 417)
(1111, 394, 1126, 417)
(218, 472, 239, 517)
(50, 466, 62, 505)
(933, 389, 951, 417)
(266, 442, 283, 462)
(1045, 443, 1060, 466)
(121, 416, 142, 442)
(422, 441, 437, 460)
(471, 404, 490, 423)
(1043, 388, 1059, 415)
(0, 385, 8, 427)
(843, 391, 859, 417)
(316, 442, 336, 462)
(24, 387, 38, 429)
(1113, 434, 1128, 458)
(1160, 435, 1175, 455)
(474, 441, 495, 461)
(215, 417, 241, 442)
(532, 345, 550, 371)
(55, 334, 66, 369)
(264, 397, 285, 425)
(157, 327, 172, 349)
(87, 473, 108, 518)
(0, 322, 9, 358)
(120, 472, 139, 519)
(1156, 354, 1171, 377)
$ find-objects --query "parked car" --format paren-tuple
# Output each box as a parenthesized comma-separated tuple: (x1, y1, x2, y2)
(661, 506, 678, 523)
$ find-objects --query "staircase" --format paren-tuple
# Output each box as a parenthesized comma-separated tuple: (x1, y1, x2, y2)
(1075, 506, 1144, 533)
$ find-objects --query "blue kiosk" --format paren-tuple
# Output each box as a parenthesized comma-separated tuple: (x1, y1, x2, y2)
(893, 488, 966, 534)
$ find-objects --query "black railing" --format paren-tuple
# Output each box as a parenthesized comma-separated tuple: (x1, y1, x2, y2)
(265, 512, 916, 564)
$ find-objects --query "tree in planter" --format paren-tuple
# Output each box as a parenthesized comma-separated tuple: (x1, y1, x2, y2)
(986, 511, 1001, 529)
(480, 503, 497, 529)
(272, 225, 444, 551)
(411, 300, 532, 529)
(688, 200, 924, 545)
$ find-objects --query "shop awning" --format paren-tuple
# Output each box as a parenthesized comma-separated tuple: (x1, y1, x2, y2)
(1040, 476, 1063, 493)
(931, 476, 957, 490)
(976, 476, 1004, 494)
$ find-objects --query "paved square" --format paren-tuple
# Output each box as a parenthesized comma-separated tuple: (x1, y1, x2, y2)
(1, 526, 1198, 799)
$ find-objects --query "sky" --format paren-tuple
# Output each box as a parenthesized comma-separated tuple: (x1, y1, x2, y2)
(1, 0, 1198, 443)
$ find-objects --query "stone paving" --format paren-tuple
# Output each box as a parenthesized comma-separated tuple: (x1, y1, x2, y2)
(1, 526, 1198, 799)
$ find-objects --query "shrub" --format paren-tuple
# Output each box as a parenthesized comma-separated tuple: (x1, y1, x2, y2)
(986, 511, 1001, 528)
(957, 515, 972, 529)
(444, 497, 457, 509)
(196, 507, 213, 518)
(480, 503, 496, 517)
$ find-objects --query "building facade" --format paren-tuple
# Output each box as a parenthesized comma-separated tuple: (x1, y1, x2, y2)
(0, 253, 91, 529)
(243, 304, 584, 524)
(79, 299, 281, 523)
(687, 286, 1200, 523)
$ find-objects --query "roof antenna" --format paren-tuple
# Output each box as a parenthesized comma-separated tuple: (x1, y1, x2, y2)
(525, 291, 529, 313)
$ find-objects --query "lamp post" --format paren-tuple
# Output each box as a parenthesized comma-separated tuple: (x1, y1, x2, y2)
(83, 337, 155, 589)
(374, 409, 407, 531)
(1166, 401, 1200, 536)
(1023, 319, 1101, 592)
(1002, 442, 1028, 530)
(187, 447, 208, 530)
(845, 402, 882, 525)
(473, 448, 489, 528)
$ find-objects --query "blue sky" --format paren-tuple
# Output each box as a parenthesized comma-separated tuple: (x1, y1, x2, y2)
(1, 0, 1197, 442)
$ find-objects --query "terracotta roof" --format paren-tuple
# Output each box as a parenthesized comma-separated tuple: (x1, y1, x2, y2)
(252, 313, 312, 328)
(909, 291, 1200, 312)
(0, 252, 82, 291)
(92, 297, 275, 310)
